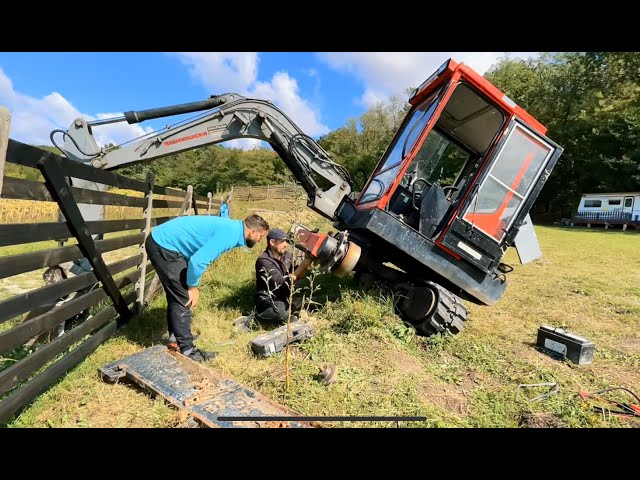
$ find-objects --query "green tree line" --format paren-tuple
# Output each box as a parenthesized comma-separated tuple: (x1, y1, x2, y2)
(117, 145, 293, 194)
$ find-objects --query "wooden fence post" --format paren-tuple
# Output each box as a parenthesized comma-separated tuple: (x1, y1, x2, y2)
(207, 192, 212, 215)
(135, 172, 154, 312)
(282, 182, 286, 199)
(0, 107, 11, 198)
(182, 185, 194, 216)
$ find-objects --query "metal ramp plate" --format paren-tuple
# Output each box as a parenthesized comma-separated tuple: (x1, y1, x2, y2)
(99, 345, 318, 428)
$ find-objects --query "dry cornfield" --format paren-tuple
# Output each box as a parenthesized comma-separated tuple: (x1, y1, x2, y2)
(0, 186, 186, 224)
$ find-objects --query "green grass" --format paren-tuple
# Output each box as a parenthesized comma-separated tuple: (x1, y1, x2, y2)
(4, 200, 640, 428)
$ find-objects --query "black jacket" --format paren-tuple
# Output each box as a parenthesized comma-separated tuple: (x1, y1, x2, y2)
(255, 249, 295, 302)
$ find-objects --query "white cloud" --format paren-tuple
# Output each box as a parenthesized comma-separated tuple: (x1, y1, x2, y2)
(172, 53, 329, 147)
(170, 52, 259, 94)
(317, 52, 539, 107)
(251, 71, 329, 136)
(0, 68, 153, 148)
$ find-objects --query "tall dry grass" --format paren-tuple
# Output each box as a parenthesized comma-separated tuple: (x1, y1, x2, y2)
(0, 186, 186, 224)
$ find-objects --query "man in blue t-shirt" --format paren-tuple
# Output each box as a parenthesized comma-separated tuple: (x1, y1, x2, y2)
(219, 194, 231, 218)
(145, 214, 269, 361)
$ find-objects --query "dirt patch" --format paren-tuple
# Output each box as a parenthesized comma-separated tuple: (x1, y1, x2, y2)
(387, 349, 424, 376)
(620, 338, 640, 354)
(587, 365, 640, 393)
(518, 412, 567, 428)
(459, 370, 502, 390)
(418, 381, 468, 415)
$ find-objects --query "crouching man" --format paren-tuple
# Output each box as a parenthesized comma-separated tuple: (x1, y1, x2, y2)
(254, 228, 314, 325)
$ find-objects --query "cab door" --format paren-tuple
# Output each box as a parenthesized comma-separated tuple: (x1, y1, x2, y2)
(438, 119, 563, 273)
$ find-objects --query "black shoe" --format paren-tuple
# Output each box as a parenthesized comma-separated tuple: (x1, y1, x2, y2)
(186, 348, 217, 362)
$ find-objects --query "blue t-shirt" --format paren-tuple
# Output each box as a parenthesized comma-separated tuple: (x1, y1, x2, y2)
(220, 203, 229, 218)
(151, 216, 245, 287)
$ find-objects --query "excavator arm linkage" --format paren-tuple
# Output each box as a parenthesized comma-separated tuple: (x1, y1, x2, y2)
(57, 93, 352, 220)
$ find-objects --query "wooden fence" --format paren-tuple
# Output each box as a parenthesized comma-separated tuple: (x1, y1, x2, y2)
(232, 184, 305, 202)
(572, 210, 633, 223)
(571, 210, 639, 229)
(0, 119, 217, 424)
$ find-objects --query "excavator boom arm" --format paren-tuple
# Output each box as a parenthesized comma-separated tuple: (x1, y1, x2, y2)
(58, 93, 351, 219)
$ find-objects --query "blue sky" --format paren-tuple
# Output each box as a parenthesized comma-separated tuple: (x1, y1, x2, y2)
(0, 52, 538, 149)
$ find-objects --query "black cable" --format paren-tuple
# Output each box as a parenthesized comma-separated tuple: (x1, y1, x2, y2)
(590, 387, 640, 404)
(50, 129, 101, 159)
(288, 133, 352, 184)
(580, 387, 640, 416)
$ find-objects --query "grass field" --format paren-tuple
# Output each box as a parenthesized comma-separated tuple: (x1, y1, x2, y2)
(3, 197, 639, 428)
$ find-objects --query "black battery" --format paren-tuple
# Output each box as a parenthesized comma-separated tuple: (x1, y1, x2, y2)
(251, 322, 315, 358)
(536, 325, 595, 365)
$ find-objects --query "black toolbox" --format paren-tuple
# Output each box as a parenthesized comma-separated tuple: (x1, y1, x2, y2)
(536, 325, 595, 365)
(251, 322, 315, 357)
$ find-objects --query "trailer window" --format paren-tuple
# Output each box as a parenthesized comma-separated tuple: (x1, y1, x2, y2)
(584, 200, 601, 208)
(608, 199, 621, 206)
(625, 198, 633, 208)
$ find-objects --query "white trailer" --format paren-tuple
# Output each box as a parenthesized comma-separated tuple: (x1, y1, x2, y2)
(573, 192, 640, 229)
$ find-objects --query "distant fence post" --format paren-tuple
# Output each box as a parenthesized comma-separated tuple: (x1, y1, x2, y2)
(0, 107, 11, 197)
(282, 182, 285, 199)
(182, 185, 194, 216)
(207, 192, 212, 215)
(135, 171, 154, 312)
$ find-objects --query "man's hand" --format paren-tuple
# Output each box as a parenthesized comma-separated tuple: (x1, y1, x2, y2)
(186, 286, 200, 310)
(293, 256, 315, 281)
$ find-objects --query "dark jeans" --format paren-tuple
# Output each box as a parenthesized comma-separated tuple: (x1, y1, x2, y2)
(145, 234, 196, 354)
(254, 293, 302, 325)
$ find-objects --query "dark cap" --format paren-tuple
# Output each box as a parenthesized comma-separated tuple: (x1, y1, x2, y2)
(267, 228, 288, 241)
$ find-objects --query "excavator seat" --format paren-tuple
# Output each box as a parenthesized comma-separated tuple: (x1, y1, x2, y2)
(418, 184, 450, 238)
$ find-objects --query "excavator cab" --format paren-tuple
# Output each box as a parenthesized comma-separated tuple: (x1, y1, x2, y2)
(353, 59, 562, 277)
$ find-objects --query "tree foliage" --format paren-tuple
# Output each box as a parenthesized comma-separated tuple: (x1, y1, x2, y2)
(117, 144, 293, 195)
(318, 94, 410, 190)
